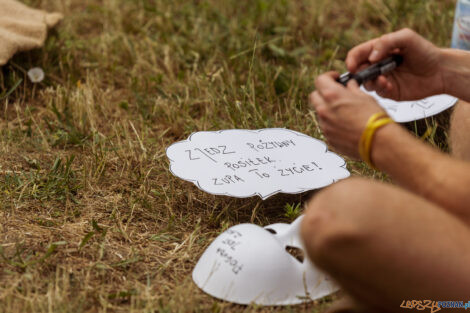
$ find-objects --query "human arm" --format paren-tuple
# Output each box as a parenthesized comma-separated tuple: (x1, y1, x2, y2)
(371, 121, 470, 222)
(311, 73, 470, 222)
(440, 48, 470, 102)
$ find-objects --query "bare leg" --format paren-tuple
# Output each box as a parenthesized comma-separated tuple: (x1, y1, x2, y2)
(450, 100, 470, 161)
(301, 178, 470, 313)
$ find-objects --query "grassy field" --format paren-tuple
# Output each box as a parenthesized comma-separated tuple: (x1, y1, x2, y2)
(0, 0, 457, 312)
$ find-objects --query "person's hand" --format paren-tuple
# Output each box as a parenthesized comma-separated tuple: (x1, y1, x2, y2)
(310, 72, 387, 159)
(346, 28, 444, 101)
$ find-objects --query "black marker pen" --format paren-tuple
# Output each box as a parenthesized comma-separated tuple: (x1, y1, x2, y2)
(336, 55, 404, 86)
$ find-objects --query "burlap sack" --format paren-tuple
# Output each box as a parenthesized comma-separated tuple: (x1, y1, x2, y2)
(0, 0, 62, 65)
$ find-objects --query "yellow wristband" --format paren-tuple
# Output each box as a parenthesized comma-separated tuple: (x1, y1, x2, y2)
(358, 112, 388, 163)
(359, 112, 394, 170)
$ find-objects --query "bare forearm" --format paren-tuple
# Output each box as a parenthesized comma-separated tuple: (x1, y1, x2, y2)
(371, 123, 470, 221)
(441, 48, 470, 102)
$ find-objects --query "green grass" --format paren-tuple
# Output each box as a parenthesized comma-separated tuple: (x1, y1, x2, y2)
(0, 0, 457, 312)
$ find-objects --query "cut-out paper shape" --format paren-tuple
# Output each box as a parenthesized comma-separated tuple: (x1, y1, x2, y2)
(192, 215, 338, 305)
(166, 129, 350, 199)
(362, 87, 457, 123)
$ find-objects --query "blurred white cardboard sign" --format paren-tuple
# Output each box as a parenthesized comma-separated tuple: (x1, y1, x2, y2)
(363, 87, 457, 123)
(166, 129, 350, 199)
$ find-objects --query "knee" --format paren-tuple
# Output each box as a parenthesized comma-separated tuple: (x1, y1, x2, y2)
(300, 178, 374, 268)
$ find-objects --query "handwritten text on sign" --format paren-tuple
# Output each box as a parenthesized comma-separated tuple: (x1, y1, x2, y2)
(362, 87, 457, 123)
(166, 129, 350, 199)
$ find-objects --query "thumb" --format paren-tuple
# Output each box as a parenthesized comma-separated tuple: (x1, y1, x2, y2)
(369, 38, 391, 63)
(346, 79, 360, 91)
(369, 28, 413, 63)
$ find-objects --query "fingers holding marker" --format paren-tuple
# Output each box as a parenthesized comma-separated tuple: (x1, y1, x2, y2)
(310, 91, 332, 122)
(376, 75, 392, 90)
(347, 28, 414, 73)
(364, 75, 390, 91)
(315, 72, 344, 101)
(310, 91, 325, 110)
(377, 74, 397, 96)
(315, 72, 341, 90)
(346, 39, 376, 73)
(346, 79, 360, 91)
(369, 28, 414, 63)
(363, 80, 376, 92)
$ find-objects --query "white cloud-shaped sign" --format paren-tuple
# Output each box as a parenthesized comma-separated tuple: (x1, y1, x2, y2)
(363, 87, 457, 123)
(166, 128, 350, 199)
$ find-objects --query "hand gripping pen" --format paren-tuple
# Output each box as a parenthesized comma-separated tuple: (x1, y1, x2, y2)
(336, 55, 404, 86)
